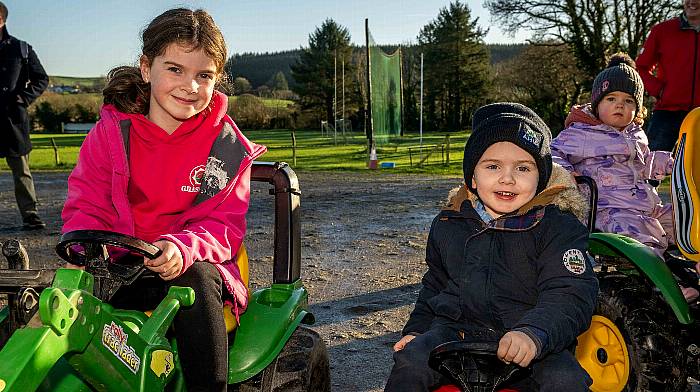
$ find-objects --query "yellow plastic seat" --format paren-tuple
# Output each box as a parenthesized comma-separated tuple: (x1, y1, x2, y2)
(223, 244, 249, 332)
(145, 244, 249, 333)
(672, 107, 700, 262)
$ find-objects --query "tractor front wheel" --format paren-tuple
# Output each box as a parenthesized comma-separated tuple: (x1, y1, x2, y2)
(576, 275, 689, 392)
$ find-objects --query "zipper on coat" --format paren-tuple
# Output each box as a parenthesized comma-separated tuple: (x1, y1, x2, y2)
(624, 131, 638, 189)
(485, 235, 501, 330)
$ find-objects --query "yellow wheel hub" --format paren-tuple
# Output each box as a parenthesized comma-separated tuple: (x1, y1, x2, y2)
(576, 315, 630, 392)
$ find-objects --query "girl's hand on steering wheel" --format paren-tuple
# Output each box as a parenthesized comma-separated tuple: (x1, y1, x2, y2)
(146, 240, 183, 281)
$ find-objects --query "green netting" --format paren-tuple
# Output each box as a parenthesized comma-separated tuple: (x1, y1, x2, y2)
(368, 29, 402, 143)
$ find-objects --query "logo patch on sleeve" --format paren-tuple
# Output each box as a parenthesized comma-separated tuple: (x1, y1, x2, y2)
(563, 249, 587, 274)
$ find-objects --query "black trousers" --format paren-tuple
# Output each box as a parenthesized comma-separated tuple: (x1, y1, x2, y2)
(646, 109, 690, 152)
(111, 262, 228, 392)
(384, 323, 592, 392)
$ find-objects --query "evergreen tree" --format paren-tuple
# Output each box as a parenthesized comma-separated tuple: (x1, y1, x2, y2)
(400, 46, 421, 134)
(267, 71, 289, 91)
(291, 19, 354, 124)
(418, 1, 490, 132)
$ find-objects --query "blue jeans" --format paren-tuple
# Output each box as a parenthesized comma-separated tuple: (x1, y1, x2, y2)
(646, 110, 690, 152)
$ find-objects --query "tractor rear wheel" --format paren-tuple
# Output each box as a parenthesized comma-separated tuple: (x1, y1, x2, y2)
(576, 275, 689, 392)
(238, 326, 331, 392)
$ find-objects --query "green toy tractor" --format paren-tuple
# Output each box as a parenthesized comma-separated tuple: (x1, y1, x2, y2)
(575, 230, 699, 392)
(0, 161, 331, 391)
(573, 109, 700, 392)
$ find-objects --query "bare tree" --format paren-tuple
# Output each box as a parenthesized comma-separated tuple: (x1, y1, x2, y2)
(485, 0, 679, 81)
(492, 42, 587, 133)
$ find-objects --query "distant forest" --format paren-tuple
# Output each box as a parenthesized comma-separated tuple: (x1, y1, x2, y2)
(226, 44, 526, 89)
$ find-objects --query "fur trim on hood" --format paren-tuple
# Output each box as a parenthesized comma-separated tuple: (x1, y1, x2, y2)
(444, 163, 590, 224)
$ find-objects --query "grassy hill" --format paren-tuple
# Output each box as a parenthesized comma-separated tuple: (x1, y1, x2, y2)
(226, 43, 526, 90)
(49, 76, 105, 88)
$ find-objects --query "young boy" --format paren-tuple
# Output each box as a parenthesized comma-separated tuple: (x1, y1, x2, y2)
(385, 103, 598, 392)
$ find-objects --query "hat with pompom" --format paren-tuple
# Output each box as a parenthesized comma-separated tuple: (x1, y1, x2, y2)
(591, 53, 644, 114)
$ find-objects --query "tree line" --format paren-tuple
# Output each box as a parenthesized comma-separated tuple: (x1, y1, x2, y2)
(248, 0, 680, 133)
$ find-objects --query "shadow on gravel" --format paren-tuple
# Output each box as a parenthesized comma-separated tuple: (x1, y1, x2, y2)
(327, 332, 399, 391)
(310, 283, 421, 327)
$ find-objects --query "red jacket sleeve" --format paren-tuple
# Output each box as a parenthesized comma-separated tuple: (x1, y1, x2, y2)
(636, 25, 664, 98)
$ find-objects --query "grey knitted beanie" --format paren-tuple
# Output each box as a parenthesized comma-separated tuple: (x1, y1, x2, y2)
(591, 53, 644, 114)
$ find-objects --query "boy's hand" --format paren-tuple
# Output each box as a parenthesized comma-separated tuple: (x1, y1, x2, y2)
(682, 286, 699, 303)
(146, 240, 183, 281)
(393, 334, 417, 352)
(497, 331, 537, 367)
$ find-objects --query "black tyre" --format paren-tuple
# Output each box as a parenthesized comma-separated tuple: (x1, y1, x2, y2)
(0, 308, 10, 349)
(237, 326, 331, 392)
(576, 274, 689, 392)
(0, 240, 31, 349)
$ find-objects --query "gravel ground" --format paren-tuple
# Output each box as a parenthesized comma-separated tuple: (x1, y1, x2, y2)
(0, 170, 461, 391)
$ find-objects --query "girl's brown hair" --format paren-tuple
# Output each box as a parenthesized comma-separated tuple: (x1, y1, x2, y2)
(103, 8, 228, 114)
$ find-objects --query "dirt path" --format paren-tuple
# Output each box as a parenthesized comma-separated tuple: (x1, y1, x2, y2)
(0, 170, 461, 391)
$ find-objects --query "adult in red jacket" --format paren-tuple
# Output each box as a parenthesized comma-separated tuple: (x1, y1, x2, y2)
(636, 0, 700, 151)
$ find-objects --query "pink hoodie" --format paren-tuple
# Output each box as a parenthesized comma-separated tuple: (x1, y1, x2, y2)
(62, 91, 266, 318)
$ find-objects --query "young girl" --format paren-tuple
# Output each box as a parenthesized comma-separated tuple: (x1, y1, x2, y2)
(551, 53, 698, 301)
(61, 8, 265, 391)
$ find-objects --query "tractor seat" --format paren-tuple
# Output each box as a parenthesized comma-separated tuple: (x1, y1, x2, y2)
(145, 244, 249, 333)
(673, 107, 700, 263)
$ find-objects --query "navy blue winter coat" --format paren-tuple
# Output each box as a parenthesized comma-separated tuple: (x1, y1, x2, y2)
(403, 167, 598, 357)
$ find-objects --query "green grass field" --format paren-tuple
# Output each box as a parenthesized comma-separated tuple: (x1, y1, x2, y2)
(228, 96, 293, 109)
(0, 130, 467, 175)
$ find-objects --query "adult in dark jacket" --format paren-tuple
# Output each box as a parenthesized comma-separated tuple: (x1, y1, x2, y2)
(385, 103, 598, 392)
(0, 1, 48, 229)
(636, 0, 700, 151)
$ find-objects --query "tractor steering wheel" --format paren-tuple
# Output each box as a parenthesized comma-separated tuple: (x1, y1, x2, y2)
(56, 230, 163, 300)
(56, 230, 162, 265)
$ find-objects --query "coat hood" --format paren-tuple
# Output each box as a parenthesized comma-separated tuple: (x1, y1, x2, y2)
(565, 103, 644, 129)
(443, 163, 590, 224)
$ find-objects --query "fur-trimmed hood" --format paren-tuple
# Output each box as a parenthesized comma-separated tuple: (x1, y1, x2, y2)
(443, 163, 589, 224)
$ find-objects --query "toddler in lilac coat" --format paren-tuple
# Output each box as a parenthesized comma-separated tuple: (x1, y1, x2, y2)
(551, 53, 698, 301)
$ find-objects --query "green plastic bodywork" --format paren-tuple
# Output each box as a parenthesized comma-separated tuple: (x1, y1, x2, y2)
(0, 268, 194, 391)
(227, 280, 310, 383)
(0, 268, 310, 390)
(588, 232, 693, 324)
